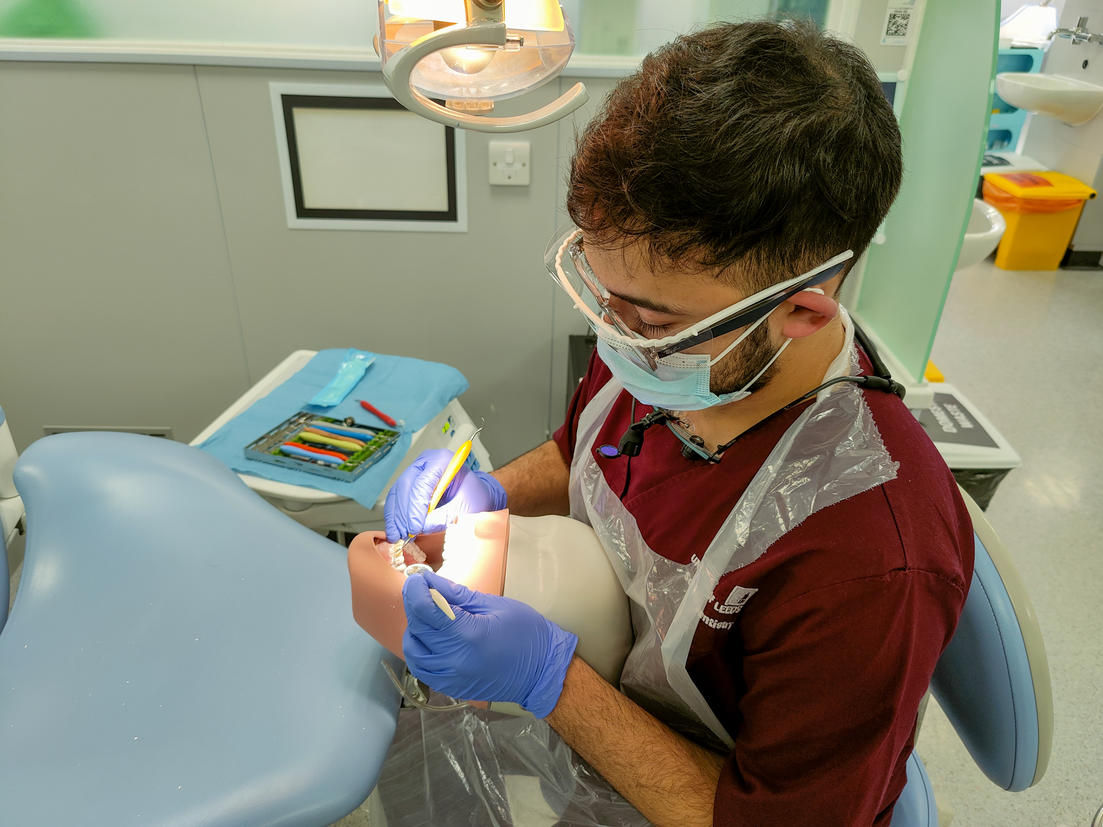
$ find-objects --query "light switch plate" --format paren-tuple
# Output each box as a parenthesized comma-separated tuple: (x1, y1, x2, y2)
(489, 140, 530, 186)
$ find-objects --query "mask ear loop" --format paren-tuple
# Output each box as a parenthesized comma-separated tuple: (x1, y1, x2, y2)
(705, 313, 770, 367)
(704, 285, 827, 369)
(737, 337, 792, 389)
(706, 284, 830, 398)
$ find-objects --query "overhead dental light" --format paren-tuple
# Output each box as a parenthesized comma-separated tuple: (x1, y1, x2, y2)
(376, 0, 587, 132)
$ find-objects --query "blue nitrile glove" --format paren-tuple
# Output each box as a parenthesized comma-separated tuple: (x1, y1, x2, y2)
(402, 570, 578, 718)
(384, 449, 507, 542)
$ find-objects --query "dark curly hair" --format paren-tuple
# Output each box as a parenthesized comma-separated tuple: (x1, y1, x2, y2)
(567, 20, 902, 292)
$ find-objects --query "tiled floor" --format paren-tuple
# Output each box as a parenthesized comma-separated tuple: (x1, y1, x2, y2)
(918, 258, 1103, 826)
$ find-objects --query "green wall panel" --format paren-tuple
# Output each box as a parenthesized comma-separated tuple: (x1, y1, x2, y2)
(855, 0, 999, 381)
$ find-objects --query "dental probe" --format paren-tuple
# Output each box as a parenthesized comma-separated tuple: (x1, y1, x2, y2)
(404, 563, 457, 621)
(393, 428, 484, 622)
(391, 427, 485, 563)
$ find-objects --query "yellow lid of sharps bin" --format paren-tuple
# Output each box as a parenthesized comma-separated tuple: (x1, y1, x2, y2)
(983, 170, 1097, 201)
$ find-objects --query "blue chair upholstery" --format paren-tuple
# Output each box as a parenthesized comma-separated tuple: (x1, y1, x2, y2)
(0, 530, 7, 631)
(0, 402, 24, 630)
(928, 496, 1052, 791)
(0, 432, 401, 825)
(890, 751, 937, 827)
(892, 489, 1052, 826)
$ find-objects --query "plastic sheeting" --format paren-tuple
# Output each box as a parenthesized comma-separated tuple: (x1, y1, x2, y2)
(571, 308, 898, 749)
(374, 702, 647, 826)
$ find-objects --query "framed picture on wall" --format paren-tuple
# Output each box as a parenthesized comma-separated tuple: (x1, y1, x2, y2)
(270, 82, 467, 232)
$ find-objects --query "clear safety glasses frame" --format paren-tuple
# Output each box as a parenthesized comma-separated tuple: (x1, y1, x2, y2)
(545, 228, 854, 370)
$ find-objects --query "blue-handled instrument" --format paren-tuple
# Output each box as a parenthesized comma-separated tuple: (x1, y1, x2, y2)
(308, 421, 381, 440)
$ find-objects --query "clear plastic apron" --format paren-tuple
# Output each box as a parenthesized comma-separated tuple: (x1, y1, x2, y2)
(568, 312, 899, 748)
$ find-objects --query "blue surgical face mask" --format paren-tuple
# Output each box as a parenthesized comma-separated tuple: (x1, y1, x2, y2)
(596, 315, 792, 411)
(596, 286, 826, 411)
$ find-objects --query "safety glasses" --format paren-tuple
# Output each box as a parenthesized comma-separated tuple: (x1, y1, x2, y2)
(545, 228, 853, 371)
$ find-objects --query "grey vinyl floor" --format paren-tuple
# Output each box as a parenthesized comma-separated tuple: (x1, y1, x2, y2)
(918, 257, 1103, 826)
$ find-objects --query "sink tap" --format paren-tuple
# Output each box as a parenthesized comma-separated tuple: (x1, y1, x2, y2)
(1050, 16, 1103, 46)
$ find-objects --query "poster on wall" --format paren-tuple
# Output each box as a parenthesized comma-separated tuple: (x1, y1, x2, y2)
(270, 82, 468, 233)
(881, 2, 916, 46)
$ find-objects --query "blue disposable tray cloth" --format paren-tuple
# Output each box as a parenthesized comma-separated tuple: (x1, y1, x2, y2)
(197, 349, 469, 509)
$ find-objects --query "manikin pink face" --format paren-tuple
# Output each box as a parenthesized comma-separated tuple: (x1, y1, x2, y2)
(346, 511, 510, 659)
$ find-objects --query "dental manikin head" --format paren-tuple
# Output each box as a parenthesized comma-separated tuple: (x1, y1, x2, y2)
(347, 511, 510, 660)
(347, 512, 633, 691)
(556, 20, 903, 407)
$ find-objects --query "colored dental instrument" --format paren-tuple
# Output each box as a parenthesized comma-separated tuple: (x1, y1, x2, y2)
(301, 426, 365, 446)
(404, 563, 457, 621)
(427, 427, 482, 513)
(392, 427, 484, 560)
(280, 442, 347, 464)
(298, 429, 365, 452)
(429, 587, 456, 620)
(358, 400, 398, 428)
(308, 421, 378, 440)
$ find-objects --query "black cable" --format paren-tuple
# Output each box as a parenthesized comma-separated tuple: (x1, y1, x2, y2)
(852, 322, 906, 400)
(605, 320, 905, 467)
(620, 399, 636, 499)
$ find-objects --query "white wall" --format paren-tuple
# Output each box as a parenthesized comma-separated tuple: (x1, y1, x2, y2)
(849, 0, 907, 74)
(0, 62, 606, 465)
(1018, 0, 1103, 250)
(0, 0, 376, 48)
(0, 1, 991, 467)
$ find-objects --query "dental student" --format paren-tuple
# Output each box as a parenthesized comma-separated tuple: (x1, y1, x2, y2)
(379, 20, 973, 827)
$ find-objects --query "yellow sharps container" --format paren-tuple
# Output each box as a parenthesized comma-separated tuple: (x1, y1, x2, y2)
(983, 171, 1097, 270)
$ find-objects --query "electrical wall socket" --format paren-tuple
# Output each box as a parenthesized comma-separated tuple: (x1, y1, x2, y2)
(488, 140, 530, 186)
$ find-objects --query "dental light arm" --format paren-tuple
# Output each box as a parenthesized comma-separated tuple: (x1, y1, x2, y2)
(381, 21, 588, 132)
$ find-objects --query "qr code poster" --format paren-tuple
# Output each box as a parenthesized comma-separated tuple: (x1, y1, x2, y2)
(882, 6, 914, 45)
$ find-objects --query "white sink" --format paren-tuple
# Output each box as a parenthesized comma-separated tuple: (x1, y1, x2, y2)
(956, 199, 1006, 271)
(996, 72, 1103, 126)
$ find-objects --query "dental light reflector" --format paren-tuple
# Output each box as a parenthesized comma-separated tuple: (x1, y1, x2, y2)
(387, 0, 564, 31)
(377, 0, 587, 132)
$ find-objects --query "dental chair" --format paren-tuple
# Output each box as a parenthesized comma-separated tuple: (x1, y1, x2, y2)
(1, 405, 24, 625)
(0, 424, 1051, 826)
(890, 488, 1053, 827)
(0, 430, 402, 825)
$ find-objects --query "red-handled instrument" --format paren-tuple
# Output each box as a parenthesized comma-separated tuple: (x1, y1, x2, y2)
(358, 399, 398, 428)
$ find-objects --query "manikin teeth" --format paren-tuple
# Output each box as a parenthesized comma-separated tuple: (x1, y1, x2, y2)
(389, 539, 426, 572)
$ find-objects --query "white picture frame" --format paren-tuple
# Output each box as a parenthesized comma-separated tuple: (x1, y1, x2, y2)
(269, 81, 468, 232)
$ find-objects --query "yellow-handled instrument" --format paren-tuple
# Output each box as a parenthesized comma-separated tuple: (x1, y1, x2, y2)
(426, 436, 474, 514)
(392, 427, 484, 561)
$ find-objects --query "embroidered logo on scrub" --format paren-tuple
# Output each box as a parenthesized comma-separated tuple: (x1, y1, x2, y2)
(700, 586, 759, 630)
